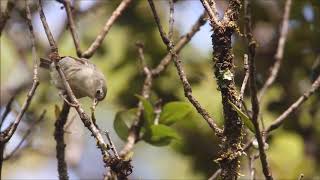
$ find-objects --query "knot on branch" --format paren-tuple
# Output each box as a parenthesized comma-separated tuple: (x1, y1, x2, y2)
(48, 51, 61, 62)
(106, 157, 133, 178)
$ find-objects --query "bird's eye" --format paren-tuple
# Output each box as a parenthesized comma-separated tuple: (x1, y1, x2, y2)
(96, 89, 101, 95)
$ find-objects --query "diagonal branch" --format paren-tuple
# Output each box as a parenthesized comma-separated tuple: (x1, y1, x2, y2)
(81, 0, 133, 58)
(4, 110, 46, 161)
(152, 11, 208, 76)
(148, 0, 222, 136)
(199, 0, 220, 27)
(244, 0, 273, 179)
(258, 0, 292, 102)
(244, 75, 320, 152)
(0, 0, 40, 145)
(239, 54, 249, 102)
(38, 0, 112, 169)
(267, 75, 320, 133)
(120, 11, 210, 157)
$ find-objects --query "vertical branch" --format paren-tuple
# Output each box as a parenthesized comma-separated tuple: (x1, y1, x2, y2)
(168, 0, 174, 40)
(244, 0, 273, 179)
(81, 0, 133, 58)
(38, 0, 59, 56)
(62, 0, 82, 57)
(120, 42, 153, 156)
(201, 0, 244, 178)
(258, 0, 292, 102)
(38, 0, 115, 174)
(54, 102, 70, 180)
(239, 54, 249, 102)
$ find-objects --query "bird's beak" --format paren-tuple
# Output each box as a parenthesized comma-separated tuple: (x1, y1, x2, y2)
(92, 98, 99, 111)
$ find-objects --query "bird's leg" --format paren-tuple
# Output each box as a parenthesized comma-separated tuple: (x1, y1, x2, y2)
(59, 92, 78, 107)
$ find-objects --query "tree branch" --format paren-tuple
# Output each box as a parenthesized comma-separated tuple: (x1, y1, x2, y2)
(151, 11, 208, 76)
(199, 0, 220, 27)
(239, 54, 249, 102)
(258, 0, 292, 102)
(148, 0, 222, 136)
(244, 0, 273, 179)
(54, 102, 70, 180)
(267, 75, 320, 133)
(4, 110, 46, 161)
(0, 1, 40, 176)
(62, 0, 82, 57)
(81, 0, 133, 58)
(120, 11, 209, 157)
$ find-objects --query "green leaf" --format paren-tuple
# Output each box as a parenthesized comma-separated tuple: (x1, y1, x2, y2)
(143, 124, 180, 146)
(228, 100, 255, 133)
(114, 108, 137, 141)
(159, 102, 193, 125)
(135, 95, 154, 126)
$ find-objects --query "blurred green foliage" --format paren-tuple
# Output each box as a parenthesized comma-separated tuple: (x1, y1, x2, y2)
(1, 0, 320, 179)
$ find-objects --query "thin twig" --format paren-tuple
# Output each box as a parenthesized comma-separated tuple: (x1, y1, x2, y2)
(120, 43, 153, 156)
(258, 0, 292, 102)
(152, 11, 208, 76)
(148, 0, 222, 136)
(168, 0, 174, 40)
(105, 131, 120, 159)
(0, 0, 40, 144)
(38, 0, 59, 55)
(244, 75, 320, 152)
(54, 102, 70, 180)
(0, 1, 40, 176)
(62, 0, 82, 57)
(120, 10, 209, 157)
(81, 0, 133, 58)
(248, 155, 256, 180)
(208, 169, 221, 180)
(199, 0, 220, 27)
(0, 0, 15, 36)
(239, 54, 249, 103)
(267, 75, 320, 133)
(38, 0, 114, 171)
(4, 110, 46, 160)
(245, 0, 273, 179)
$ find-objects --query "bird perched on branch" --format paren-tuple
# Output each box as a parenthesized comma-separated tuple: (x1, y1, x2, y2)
(40, 56, 107, 106)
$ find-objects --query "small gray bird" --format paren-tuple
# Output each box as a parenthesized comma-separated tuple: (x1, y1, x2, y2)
(40, 56, 107, 104)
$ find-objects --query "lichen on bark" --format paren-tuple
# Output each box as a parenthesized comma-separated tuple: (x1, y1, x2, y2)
(212, 22, 244, 180)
